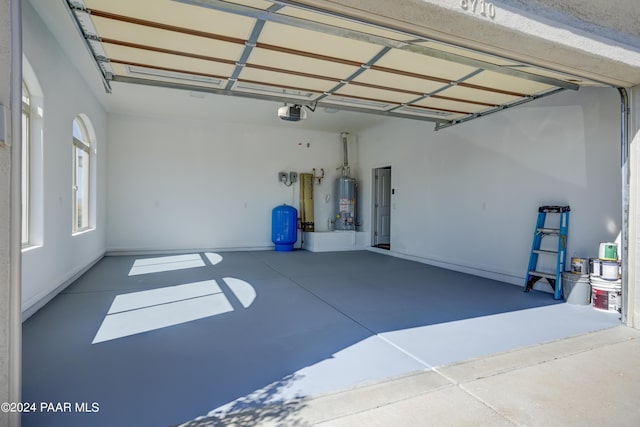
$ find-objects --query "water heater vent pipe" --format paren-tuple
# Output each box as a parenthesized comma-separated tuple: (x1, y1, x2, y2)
(340, 132, 350, 177)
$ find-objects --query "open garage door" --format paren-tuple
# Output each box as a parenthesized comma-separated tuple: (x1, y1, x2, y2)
(65, 0, 606, 130)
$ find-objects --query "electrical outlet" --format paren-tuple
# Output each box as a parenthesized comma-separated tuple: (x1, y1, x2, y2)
(289, 171, 298, 183)
(278, 172, 288, 183)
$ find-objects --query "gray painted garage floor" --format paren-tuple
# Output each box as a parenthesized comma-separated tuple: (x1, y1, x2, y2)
(22, 250, 621, 427)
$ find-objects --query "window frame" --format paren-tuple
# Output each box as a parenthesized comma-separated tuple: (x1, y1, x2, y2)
(72, 116, 92, 234)
(21, 80, 30, 246)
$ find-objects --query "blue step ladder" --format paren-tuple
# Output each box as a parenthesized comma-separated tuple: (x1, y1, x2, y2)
(524, 205, 570, 300)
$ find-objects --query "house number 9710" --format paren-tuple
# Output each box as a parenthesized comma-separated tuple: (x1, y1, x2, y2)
(460, 0, 496, 18)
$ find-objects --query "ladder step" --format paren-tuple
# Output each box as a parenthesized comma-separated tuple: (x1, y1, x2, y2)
(533, 249, 558, 255)
(537, 227, 561, 234)
(539, 205, 570, 213)
(528, 270, 557, 280)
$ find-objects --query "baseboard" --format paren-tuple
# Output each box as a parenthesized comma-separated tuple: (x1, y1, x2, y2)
(22, 252, 105, 321)
(105, 246, 273, 256)
(365, 247, 524, 287)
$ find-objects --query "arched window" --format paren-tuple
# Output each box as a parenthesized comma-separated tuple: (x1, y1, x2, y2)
(72, 116, 94, 233)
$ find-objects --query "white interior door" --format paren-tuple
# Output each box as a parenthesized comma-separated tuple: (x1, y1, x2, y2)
(374, 167, 391, 247)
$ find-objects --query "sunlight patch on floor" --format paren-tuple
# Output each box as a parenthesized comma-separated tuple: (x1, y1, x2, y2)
(224, 277, 257, 308)
(127, 253, 206, 276)
(204, 252, 224, 266)
(93, 277, 255, 344)
(126, 252, 224, 276)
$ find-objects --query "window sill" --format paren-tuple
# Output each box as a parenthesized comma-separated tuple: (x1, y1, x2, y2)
(72, 227, 95, 237)
(21, 244, 43, 254)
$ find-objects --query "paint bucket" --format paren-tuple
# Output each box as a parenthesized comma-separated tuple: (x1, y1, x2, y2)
(562, 272, 590, 305)
(590, 279, 622, 313)
(589, 258, 601, 277)
(598, 242, 618, 261)
(600, 260, 619, 281)
(570, 257, 588, 275)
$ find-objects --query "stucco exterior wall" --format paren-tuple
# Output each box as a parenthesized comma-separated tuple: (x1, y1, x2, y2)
(289, 0, 640, 86)
(0, 0, 21, 425)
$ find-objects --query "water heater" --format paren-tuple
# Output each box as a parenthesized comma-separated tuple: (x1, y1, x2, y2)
(335, 176, 356, 230)
(335, 132, 356, 231)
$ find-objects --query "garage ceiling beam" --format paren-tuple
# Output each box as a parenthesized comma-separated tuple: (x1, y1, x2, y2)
(64, 0, 112, 93)
(224, 3, 284, 91)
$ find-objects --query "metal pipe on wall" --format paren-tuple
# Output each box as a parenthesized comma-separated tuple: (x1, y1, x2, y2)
(619, 87, 630, 325)
(341, 132, 349, 171)
(335, 132, 356, 230)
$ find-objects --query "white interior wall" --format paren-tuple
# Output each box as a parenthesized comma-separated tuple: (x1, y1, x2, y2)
(106, 110, 349, 251)
(21, 1, 107, 315)
(356, 87, 622, 286)
(106, 85, 621, 291)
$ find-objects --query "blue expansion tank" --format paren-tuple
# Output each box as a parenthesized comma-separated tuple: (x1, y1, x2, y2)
(272, 204, 298, 251)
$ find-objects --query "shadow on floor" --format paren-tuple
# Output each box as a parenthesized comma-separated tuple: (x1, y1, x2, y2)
(21, 250, 619, 427)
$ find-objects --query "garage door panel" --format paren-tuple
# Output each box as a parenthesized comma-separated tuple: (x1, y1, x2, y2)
(86, 0, 257, 40)
(237, 68, 338, 92)
(412, 98, 488, 115)
(92, 16, 245, 62)
(352, 70, 450, 97)
(109, 62, 228, 89)
(374, 49, 478, 81)
(279, 6, 412, 42)
(104, 44, 236, 78)
(259, 21, 382, 63)
(248, 48, 359, 80)
(437, 86, 523, 105)
(335, 85, 416, 104)
(465, 71, 555, 95)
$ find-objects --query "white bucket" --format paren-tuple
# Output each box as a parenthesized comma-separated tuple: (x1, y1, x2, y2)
(600, 260, 619, 281)
(589, 258, 601, 277)
(598, 242, 618, 261)
(570, 257, 588, 275)
(562, 272, 590, 305)
(591, 280, 622, 313)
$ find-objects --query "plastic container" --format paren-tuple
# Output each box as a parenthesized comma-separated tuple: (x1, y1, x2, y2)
(590, 278, 622, 313)
(562, 272, 590, 305)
